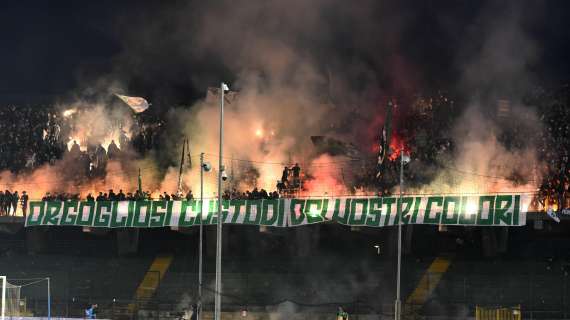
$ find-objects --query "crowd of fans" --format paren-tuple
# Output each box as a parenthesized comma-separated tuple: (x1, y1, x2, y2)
(529, 87, 570, 210)
(40, 189, 195, 202)
(37, 187, 284, 202)
(0, 105, 163, 175)
(278, 163, 302, 191)
(0, 190, 29, 216)
(223, 188, 280, 200)
(1, 86, 570, 211)
(0, 107, 62, 171)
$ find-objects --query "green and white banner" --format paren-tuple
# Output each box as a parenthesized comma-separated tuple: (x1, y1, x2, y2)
(24, 194, 530, 228)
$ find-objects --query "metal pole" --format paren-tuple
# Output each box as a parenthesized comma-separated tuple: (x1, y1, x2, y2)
(562, 271, 567, 319)
(2, 276, 6, 320)
(47, 277, 51, 320)
(177, 138, 187, 194)
(395, 149, 403, 320)
(214, 82, 226, 320)
(198, 152, 204, 320)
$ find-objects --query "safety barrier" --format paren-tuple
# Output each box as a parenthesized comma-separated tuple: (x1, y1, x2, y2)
(476, 305, 521, 320)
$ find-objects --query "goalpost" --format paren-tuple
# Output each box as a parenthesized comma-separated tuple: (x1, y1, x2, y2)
(1, 277, 51, 320)
(1, 276, 22, 320)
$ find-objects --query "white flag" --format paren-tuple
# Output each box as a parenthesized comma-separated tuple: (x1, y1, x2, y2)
(115, 94, 149, 113)
(402, 154, 411, 164)
(547, 208, 560, 223)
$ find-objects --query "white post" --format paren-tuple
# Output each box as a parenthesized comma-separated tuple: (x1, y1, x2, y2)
(214, 82, 227, 320)
(198, 152, 204, 320)
(395, 149, 404, 320)
(1, 276, 6, 320)
(47, 277, 51, 320)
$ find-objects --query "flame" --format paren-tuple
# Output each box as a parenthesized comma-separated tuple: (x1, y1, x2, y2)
(254, 127, 277, 140)
(62, 108, 77, 118)
(302, 155, 349, 197)
(388, 134, 409, 161)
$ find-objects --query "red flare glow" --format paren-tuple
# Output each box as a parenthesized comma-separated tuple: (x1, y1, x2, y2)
(388, 134, 410, 161)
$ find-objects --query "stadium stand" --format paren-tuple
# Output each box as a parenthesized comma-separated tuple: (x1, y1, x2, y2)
(0, 222, 568, 319)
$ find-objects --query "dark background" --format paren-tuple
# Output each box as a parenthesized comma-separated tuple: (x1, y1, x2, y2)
(1, 1, 569, 105)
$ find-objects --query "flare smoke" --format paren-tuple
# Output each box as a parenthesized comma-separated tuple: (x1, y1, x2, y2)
(0, 0, 548, 200)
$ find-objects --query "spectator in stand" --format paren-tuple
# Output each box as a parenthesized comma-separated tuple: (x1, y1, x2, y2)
(292, 163, 301, 188)
(11, 191, 18, 216)
(281, 166, 290, 186)
(85, 304, 97, 319)
(107, 140, 120, 159)
(260, 189, 269, 199)
(69, 140, 81, 158)
(20, 191, 28, 217)
(118, 189, 126, 201)
(251, 187, 260, 199)
(86, 193, 95, 202)
(4, 190, 11, 215)
(276, 180, 285, 193)
(185, 190, 194, 201)
(337, 306, 349, 320)
(0, 191, 4, 216)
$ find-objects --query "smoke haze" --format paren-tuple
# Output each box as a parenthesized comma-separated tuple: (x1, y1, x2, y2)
(0, 0, 555, 199)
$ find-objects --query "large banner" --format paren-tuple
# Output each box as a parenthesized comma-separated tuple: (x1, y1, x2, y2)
(24, 194, 530, 228)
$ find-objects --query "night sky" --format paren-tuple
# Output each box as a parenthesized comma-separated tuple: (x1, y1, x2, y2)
(1, 0, 570, 105)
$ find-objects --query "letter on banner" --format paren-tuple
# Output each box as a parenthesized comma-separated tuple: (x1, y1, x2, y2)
(61, 201, 79, 225)
(423, 197, 443, 224)
(43, 202, 62, 225)
(26, 201, 45, 226)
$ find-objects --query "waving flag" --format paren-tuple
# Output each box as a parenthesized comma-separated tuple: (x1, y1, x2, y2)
(376, 126, 387, 175)
(547, 208, 560, 223)
(376, 100, 394, 179)
(115, 94, 150, 113)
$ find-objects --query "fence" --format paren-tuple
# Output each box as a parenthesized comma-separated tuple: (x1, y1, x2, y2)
(475, 305, 521, 320)
(18, 297, 570, 320)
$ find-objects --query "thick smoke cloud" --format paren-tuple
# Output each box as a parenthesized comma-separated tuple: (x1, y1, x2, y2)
(410, 104, 542, 195)
(457, 2, 541, 99)
(162, 0, 545, 195)
(432, 1, 543, 194)
(1, 1, 551, 198)
(116, 0, 409, 195)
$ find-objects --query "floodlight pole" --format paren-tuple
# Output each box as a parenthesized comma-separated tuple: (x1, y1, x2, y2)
(47, 277, 51, 320)
(198, 152, 204, 320)
(214, 82, 227, 320)
(1, 276, 6, 320)
(395, 149, 404, 320)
